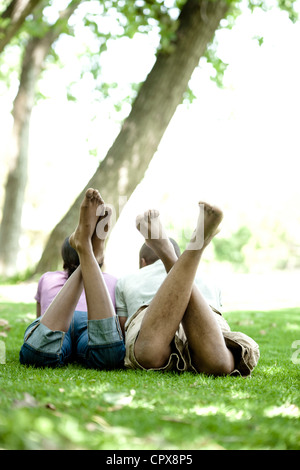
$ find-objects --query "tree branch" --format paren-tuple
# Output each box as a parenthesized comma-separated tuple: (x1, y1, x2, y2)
(0, 0, 42, 53)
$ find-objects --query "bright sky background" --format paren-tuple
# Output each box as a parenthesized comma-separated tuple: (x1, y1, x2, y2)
(0, 1, 300, 281)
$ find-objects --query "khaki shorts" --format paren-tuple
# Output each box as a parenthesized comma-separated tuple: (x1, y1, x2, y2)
(124, 306, 260, 377)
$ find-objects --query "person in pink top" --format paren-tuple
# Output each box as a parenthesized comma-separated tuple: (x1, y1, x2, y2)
(35, 236, 117, 317)
(20, 189, 125, 370)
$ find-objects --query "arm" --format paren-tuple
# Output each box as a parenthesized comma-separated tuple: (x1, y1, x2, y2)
(35, 274, 43, 318)
(115, 279, 128, 339)
(36, 302, 41, 318)
(118, 316, 127, 339)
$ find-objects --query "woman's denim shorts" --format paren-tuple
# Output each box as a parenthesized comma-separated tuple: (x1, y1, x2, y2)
(19, 311, 125, 370)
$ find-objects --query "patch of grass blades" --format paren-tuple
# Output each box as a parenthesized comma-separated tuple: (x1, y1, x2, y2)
(0, 301, 299, 450)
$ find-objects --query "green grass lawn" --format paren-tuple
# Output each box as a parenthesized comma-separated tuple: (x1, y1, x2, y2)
(0, 301, 299, 450)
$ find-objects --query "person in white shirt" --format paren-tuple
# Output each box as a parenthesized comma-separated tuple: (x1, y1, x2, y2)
(116, 241, 223, 332)
(116, 203, 260, 377)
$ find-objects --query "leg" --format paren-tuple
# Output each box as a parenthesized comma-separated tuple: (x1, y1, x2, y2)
(40, 266, 83, 331)
(69, 193, 115, 321)
(21, 189, 124, 369)
(21, 265, 81, 365)
(181, 289, 234, 376)
(134, 204, 234, 375)
(40, 188, 107, 331)
(69, 190, 124, 369)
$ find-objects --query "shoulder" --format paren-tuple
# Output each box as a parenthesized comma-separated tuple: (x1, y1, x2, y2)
(40, 270, 66, 278)
(116, 260, 164, 288)
(117, 264, 141, 280)
(102, 272, 117, 281)
(38, 270, 67, 285)
(116, 269, 140, 290)
(102, 272, 118, 286)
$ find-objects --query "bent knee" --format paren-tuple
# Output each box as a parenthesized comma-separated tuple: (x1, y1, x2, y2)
(212, 360, 234, 376)
(195, 350, 235, 376)
(134, 340, 171, 370)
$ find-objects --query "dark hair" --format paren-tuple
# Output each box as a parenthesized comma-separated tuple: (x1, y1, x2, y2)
(139, 237, 181, 267)
(61, 237, 80, 278)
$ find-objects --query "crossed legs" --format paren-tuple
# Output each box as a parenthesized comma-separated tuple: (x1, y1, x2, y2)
(134, 204, 235, 376)
(40, 193, 234, 375)
(20, 188, 125, 369)
(41, 188, 115, 332)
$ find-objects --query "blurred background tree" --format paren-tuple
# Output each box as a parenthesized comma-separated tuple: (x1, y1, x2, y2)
(0, 0, 43, 53)
(0, 0, 81, 276)
(33, 0, 232, 275)
(0, 0, 299, 278)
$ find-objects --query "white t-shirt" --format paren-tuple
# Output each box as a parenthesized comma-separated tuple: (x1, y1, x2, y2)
(115, 260, 222, 326)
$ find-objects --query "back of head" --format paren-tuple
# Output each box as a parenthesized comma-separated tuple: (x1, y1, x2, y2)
(61, 237, 80, 278)
(139, 238, 181, 268)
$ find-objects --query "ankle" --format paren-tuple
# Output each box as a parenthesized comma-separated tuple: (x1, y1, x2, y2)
(76, 240, 93, 258)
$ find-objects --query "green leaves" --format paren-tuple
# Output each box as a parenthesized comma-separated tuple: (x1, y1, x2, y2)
(246, 0, 299, 22)
(212, 226, 252, 270)
(277, 0, 299, 22)
(205, 45, 229, 88)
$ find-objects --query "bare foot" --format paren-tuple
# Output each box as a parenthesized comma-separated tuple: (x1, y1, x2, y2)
(136, 210, 176, 260)
(69, 188, 104, 254)
(92, 205, 113, 264)
(186, 202, 223, 251)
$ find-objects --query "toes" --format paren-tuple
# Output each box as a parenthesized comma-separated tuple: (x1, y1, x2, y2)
(147, 209, 160, 219)
(137, 209, 159, 221)
(198, 202, 223, 221)
(85, 188, 104, 205)
(93, 190, 104, 204)
(86, 188, 94, 199)
(136, 210, 159, 230)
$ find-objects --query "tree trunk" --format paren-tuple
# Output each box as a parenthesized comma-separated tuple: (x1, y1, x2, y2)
(35, 0, 229, 274)
(0, 38, 44, 276)
(0, 0, 81, 276)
